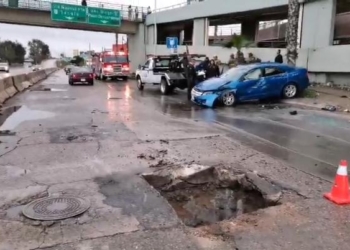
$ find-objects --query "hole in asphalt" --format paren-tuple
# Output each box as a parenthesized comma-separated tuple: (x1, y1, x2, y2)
(143, 164, 282, 227)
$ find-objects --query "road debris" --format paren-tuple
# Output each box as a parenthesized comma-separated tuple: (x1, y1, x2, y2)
(289, 110, 298, 115)
(321, 105, 337, 112)
(66, 135, 78, 141)
(0, 130, 16, 136)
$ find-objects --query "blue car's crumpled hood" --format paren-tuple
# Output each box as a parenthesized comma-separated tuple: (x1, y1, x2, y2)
(196, 77, 230, 91)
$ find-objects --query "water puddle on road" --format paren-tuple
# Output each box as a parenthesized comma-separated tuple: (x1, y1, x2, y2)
(31, 87, 67, 92)
(0, 105, 55, 131)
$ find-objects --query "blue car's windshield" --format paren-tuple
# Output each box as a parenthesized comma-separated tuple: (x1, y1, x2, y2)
(220, 66, 251, 81)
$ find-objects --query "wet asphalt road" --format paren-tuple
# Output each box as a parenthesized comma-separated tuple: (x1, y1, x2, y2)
(126, 80, 350, 182)
(2, 70, 349, 182)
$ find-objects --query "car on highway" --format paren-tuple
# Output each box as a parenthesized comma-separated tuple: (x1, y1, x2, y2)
(0, 59, 9, 73)
(32, 65, 42, 71)
(191, 63, 309, 108)
(68, 67, 94, 86)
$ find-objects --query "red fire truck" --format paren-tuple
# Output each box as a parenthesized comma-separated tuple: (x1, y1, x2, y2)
(93, 46, 129, 81)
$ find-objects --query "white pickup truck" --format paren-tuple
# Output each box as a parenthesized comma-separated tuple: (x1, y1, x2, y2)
(135, 56, 187, 95)
(0, 60, 9, 73)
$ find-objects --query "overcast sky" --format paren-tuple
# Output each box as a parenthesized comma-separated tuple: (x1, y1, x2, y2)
(0, 0, 183, 57)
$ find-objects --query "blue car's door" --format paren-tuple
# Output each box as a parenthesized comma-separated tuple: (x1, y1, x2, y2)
(262, 67, 288, 97)
(236, 68, 268, 101)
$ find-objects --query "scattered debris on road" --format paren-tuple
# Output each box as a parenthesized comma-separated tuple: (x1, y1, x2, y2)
(321, 105, 337, 112)
(289, 110, 298, 115)
(66, 135, 78, 141)
(0, 130, 16, 136)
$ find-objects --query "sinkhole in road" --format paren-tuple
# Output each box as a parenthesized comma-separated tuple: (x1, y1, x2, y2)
(143, 165, 282, 227)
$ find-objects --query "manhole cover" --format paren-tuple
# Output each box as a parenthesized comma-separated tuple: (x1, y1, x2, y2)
(22, 196, 90, 221)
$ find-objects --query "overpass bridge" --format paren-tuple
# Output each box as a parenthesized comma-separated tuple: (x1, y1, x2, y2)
(0, 0, 146, 33)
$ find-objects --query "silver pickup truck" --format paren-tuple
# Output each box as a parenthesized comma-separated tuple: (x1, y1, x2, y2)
(0, 60, 9, 73)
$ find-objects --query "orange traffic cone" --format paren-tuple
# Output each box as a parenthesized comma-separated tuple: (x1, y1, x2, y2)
(324, 160, 350, 205)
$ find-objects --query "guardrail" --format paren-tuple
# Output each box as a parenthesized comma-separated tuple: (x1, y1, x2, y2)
(0, 0, 148, 21)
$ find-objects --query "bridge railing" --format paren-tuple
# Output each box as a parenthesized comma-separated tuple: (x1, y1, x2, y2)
(0, 0, 148, 21)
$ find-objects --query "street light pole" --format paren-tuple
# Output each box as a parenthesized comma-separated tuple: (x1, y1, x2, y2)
(153, 0, 157, 56)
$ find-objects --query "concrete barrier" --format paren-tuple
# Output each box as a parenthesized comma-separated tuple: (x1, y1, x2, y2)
(0, 78, 10, 104)
(13, 74, 32, 92)
(0, 68, 58, 104)
(3, 76, 17, 98)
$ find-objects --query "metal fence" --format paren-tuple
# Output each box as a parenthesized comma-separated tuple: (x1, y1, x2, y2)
(0, 0, 148, 21)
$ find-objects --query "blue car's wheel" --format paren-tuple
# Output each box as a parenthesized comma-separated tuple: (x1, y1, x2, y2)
(283, 83, 298, 99)
(222, 92, 236, 106)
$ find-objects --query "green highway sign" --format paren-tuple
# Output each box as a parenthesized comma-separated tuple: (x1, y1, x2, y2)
(50, 3, 121, 27)
(51, 3, 87, 23)
(88, 7, 121, 27)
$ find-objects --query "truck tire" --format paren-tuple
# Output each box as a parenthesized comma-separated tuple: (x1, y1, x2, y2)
(136, 76, 144, 90)
(160, 78, 170, 95)
(100, 72, 107, 81)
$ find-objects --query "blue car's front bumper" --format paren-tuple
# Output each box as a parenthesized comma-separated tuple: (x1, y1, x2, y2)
(191, 89, 219, 108)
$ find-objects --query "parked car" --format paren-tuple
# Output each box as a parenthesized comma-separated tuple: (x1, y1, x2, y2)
(32, 65, 42, 71)
(68, 67, 94, 86)
(0, 59, 9, 73)
(191, 63, 309, 108)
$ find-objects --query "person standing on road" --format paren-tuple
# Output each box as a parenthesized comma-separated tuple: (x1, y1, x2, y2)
(213, 55, 221, 66)
(81, 0, 87, 6)
(187, 59, 197, 92)
(206, 59, 220, 78)
(181, 53, 192, 100)
(275, 49, 283, 63)
(228, 54, 235, 68)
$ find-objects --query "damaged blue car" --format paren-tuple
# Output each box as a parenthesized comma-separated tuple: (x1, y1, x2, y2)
(191, 63, 309, 107)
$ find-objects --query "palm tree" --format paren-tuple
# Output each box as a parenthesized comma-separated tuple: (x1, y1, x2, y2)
(223, 34, 255, 64)
(286, 0, 300, 65)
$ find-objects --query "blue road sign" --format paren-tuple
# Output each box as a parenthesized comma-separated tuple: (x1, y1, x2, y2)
(166, 37, 178, 49)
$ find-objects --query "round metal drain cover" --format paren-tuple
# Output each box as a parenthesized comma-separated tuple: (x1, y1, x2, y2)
(22, 196, 90, 221)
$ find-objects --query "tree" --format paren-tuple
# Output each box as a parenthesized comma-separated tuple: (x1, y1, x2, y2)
(223, 34, 255, 64)
(70, 56, 85, 66)
(286, 0, 299, 65)
(28, 39, 51, 64)
(0, 40, 26, 65)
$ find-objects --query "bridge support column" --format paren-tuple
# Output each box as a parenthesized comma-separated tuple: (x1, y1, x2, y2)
(300, 0, 336, 48)
(192, 18, 209, 46)
(241, 19, 257, 42)
(146, 25, 155, 45)
(128, 23, 146, 73)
